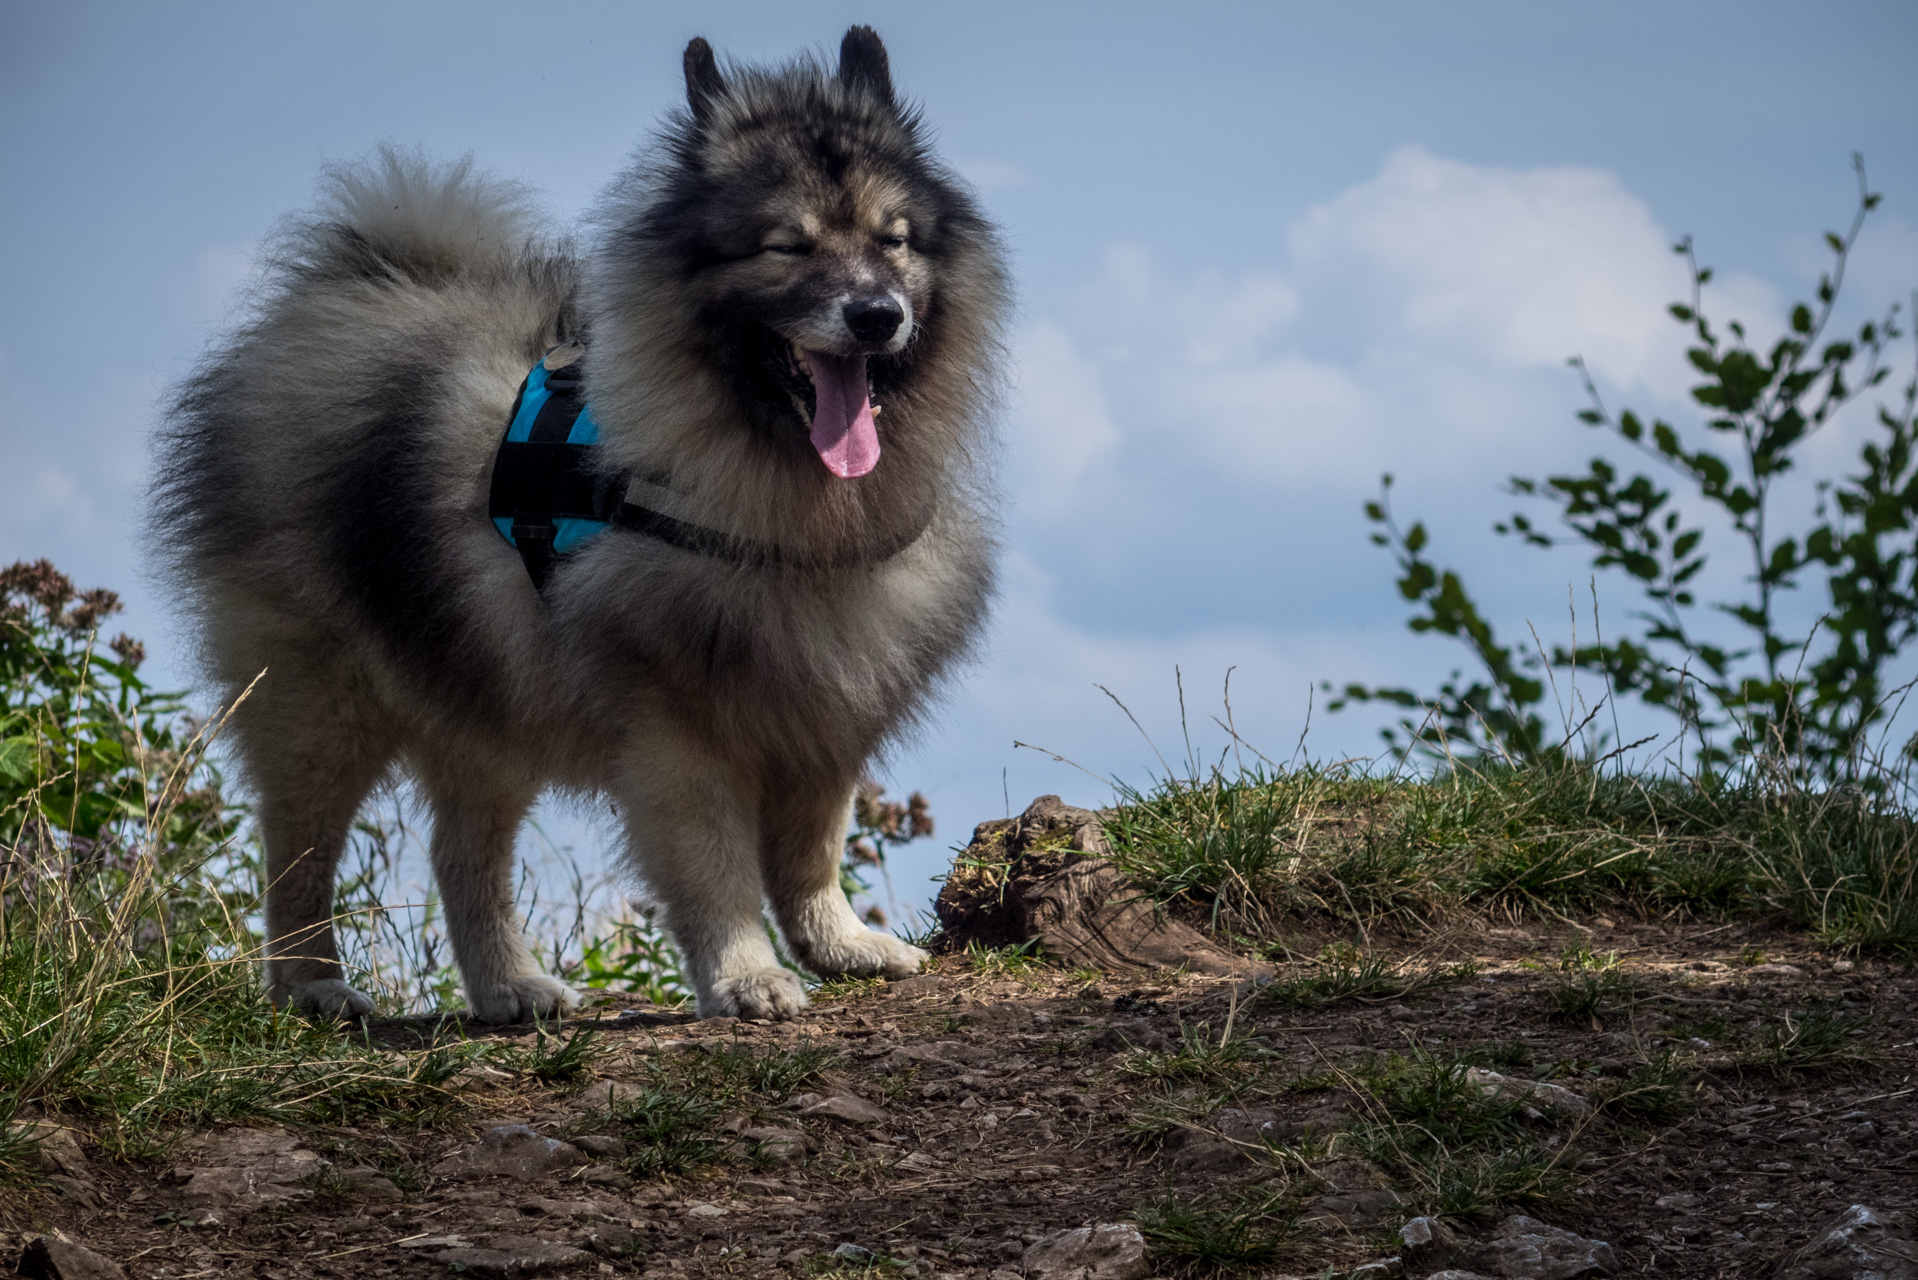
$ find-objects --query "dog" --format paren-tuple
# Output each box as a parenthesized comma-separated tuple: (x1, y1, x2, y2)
(154, 27, 1008, 1022)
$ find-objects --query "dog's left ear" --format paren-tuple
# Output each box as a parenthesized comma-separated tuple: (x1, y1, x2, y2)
(684, 37, 726, 123)
(838, 26, 894, 106)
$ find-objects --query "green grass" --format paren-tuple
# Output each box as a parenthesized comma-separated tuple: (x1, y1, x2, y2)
(1544, 945, 1632, 1025)
(495, 1022, 605, 1085)
(588, 1036, 844, 1179)
(1598, 1051, 1700, 1122)
(1133, 1185, 1299, 1270)
(1258, 942, 1477, 1010)
(1736, 1002, 1876, 1074)
(1123, 1020, 1270, 1083)
(962, 938, 1044, 976)
(1328, 1048, 1576, 1219)
(1100, 758, 1918, 955)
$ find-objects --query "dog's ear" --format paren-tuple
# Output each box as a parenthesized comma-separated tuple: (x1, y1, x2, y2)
(683, 37, 725, 123)
(838, 26, 894, 106)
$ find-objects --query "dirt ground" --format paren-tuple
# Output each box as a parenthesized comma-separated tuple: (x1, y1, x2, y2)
(6, 916, 1915, 1279)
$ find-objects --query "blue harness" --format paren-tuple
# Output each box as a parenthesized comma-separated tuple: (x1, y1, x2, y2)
(489, 350, 613, 580)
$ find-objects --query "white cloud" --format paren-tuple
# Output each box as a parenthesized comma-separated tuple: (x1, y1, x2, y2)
(1288, 146, 1715, 391)
(1005, 321, 1120, 500)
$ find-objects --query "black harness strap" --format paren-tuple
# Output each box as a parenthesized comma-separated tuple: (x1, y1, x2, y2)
(489, 351, 930, 588)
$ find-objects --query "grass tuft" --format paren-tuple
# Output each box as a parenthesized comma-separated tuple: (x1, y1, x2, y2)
(1102, 758, 1918, 956)
(1259, 942, 1476, 1009)
(1133, 1185, 1299, 1270)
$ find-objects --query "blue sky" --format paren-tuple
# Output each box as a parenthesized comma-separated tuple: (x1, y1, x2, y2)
(4, 1, 1916, 922)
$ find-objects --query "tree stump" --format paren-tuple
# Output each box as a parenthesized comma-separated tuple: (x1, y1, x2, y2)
(934, 795, 1269, 979)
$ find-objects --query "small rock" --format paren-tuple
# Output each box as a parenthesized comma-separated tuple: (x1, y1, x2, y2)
(1653, 1192, 1699, 1211)
(11, 1124, 88, 1177)
(515, 1195, 601, 1217)
(47, 1176, 100, 1210)
(1481, 1215, 1617, 1278)
(568, 1134, 628, 1158)
(1774, 1204, 1917, 1280)
(1743, 962, 1806, 979)
(177, 1129, 329, 1212)
(570, 1080, 646, 1111)
(1164, 1132, 1250, 1175)
(583, 1223, 636, 1257)
(433, 1236, 593, 1277)
(335, 1165, 402, 1200)
(1466, 1069, 1594, 1119)
(432, 1126, 588, 1181)
(1401, 1216, 1458, 1268)
(832, 1244, 877, 1260)
(16, 1236, 128, 1280)
(895, 1150, 944, 1173)
(1307, 1189, 1406, 1226)
(1212, 1107, 1282, 1145)
(575, 1165, 628, 1186)
(1091, 1019, 1173, 1052)
(1022, 1223, 1151, 1280)
(803, 1094, 891, 1125)
(686, 1202, 727, 1218)
(1349, 1261, 1403, 1279)
(737, 1127, 808, 1162)
(885, 974, 945, 997)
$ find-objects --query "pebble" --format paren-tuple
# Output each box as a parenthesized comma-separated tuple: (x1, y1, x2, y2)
(431, 1126, 587, 1182)
(1774, 1204, 1918, 1280)
(16, 1235, 128, 1280)
(1481, 1214, 1618, 1278)
(802, 1094, 891, 1125)
(1021, 1223, 1151, 1280)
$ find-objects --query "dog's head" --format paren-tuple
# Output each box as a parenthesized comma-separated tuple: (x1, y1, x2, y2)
(608, 27, 1001, 480)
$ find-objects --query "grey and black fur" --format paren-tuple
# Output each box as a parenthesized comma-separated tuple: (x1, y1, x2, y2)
(154, 27, 1008, 1022)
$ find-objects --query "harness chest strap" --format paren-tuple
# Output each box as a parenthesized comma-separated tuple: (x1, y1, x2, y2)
(487, 346, 928, 587)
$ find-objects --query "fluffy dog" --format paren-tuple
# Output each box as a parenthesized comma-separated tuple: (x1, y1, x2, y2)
(155, 27, 1008, 1021)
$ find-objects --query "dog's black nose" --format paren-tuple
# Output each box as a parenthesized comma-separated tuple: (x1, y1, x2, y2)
(843, 295, 905, 343)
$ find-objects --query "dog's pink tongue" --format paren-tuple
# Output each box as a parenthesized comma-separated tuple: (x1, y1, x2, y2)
(806, 350, 879, 478)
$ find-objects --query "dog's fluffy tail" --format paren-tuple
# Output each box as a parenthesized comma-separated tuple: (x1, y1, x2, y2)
(273, 144, 550, 288)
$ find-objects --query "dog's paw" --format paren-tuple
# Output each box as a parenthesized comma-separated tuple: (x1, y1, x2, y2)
(275, 978, 376, 1019)
(705, 967, 810, 1021)
(805, 930, 929, 981)
(465, 973, 580, 1025)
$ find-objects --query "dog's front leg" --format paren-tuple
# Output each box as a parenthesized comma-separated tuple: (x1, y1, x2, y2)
(762, 781, 929, 981)
(417, 761, 578, 1024)
(615, 736, 806, 1020)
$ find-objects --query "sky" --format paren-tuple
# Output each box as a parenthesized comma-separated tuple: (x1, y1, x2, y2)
(4, 0, 1916, 926)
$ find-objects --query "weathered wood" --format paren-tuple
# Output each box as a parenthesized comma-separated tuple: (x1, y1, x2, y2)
(935, 795, 1269, 979)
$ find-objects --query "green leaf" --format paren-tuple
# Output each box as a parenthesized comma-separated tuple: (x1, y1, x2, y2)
(1791, 304, 1813, 334)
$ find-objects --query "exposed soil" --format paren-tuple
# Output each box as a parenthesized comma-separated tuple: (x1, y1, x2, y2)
(6, 913, 1915, 1280)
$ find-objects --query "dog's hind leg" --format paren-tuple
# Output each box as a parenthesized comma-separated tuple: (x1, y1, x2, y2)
(614, 735, 806, 1020)
(761, 781, 928, 982)
(414, 755, 578, 1024)
(244, 681, 392, 1019)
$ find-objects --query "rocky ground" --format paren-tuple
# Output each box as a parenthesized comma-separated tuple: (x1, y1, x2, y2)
(7, 906, 1917, 1280)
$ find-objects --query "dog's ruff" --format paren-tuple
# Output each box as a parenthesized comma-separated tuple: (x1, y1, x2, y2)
(153, 26, 1008, 1021)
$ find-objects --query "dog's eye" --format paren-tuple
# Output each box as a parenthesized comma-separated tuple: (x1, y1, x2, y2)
(878, 234, 907, 250)
(763, 242, 812, 256)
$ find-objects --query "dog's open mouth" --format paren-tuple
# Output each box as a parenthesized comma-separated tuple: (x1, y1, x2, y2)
(780, 343, 880, 479)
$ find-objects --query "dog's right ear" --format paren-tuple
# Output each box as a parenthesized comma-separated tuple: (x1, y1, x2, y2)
(683, 37, 725, 123)
(838, 26, 894, 107)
